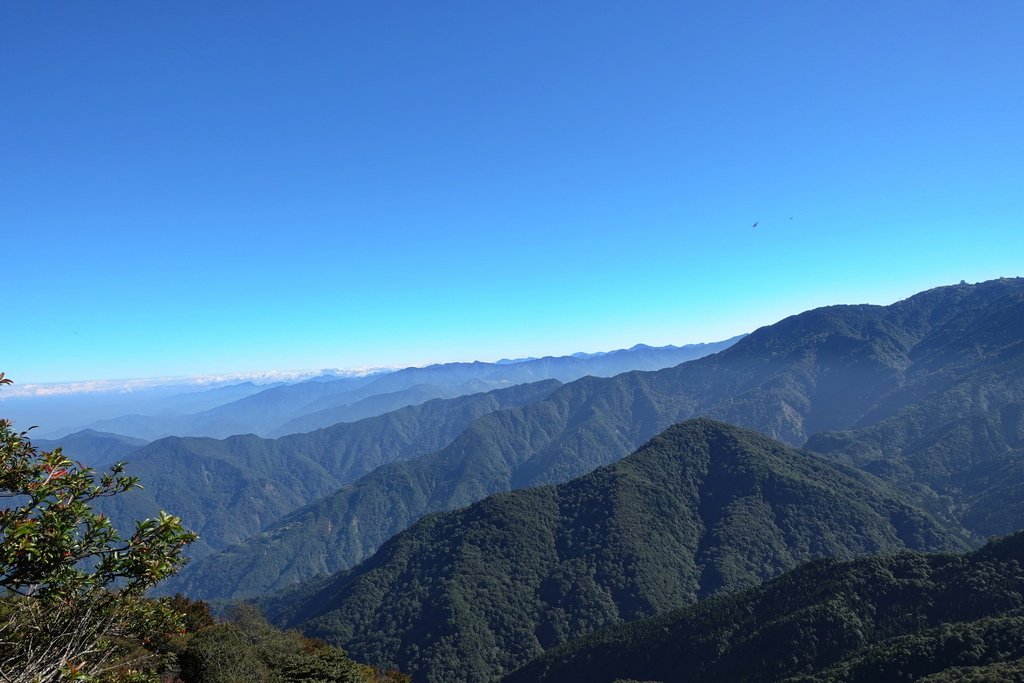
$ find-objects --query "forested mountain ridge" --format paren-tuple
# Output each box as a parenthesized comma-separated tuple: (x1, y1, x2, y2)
(266, 419, 967, 683)
(507, 531, 1024, 683)
(697, 279, 1024, 442)
(101, 380, 562, 558)
(180, 278, 1024, 599)
(33, 429, 149, 468)
(803, 289, 1024, 536)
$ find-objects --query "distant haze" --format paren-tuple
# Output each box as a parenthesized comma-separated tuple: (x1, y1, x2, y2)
(1, 337, 743, 438)
(0, 367, 392, 400)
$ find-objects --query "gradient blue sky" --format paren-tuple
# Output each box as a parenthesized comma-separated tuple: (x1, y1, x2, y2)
(3, 2, 1023, 384)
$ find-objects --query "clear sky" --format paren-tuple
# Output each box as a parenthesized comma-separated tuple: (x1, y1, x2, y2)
(2, 1, 1023, 384)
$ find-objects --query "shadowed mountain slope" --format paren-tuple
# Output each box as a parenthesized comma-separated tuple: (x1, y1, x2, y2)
(806, 289, 1024, 536)
(508, 532, 1024, 683)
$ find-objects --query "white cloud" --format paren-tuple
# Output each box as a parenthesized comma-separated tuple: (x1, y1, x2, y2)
(0, 367, 396, 399)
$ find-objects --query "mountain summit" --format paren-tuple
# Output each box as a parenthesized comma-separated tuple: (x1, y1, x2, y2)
(268, 419, 965, 682)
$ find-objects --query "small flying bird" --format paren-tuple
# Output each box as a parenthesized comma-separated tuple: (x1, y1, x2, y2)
(752, 220, 759, 228)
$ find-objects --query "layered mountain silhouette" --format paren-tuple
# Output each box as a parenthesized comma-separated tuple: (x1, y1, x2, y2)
(2, 379, 278, 440)
(79, 338, 742, 440)
(100, 340, 739, 560)
(268, 380, 499, 436)
(174, 278, 1024, 599)
(264, 420, 966, 682)
(33, 429, 149, 468)
(508, 531, 1024, 683)
(103, 380, 562, 558)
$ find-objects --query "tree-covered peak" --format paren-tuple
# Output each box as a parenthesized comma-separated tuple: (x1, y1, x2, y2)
(269, 418, 965, 681)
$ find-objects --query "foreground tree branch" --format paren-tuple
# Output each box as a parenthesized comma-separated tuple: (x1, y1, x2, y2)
(0, 372, 198, 682)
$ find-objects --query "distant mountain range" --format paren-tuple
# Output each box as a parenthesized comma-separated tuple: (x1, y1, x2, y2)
(264, 420, 966, 682)
(1, 379, 281, 439)
(61, 337, 743, 440)
(170, 278, 1024, 604)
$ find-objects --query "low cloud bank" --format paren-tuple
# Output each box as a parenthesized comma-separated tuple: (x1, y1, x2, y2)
(0, 367, 395, 399)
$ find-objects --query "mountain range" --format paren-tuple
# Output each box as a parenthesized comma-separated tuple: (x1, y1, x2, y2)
(90, 339, 740, 560)
(102, 380, 562, 558)
(71, 338, 743, 440)
(169, 278, 1024, 602)
(1, 379, 280, 439)
(20, 277, 1024, 682)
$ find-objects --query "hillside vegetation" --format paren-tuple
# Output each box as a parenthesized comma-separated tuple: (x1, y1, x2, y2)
(105, 380, 561, 559)
(508, 532, 1024, 683)
(266, 420, 966, 682)
(806, 289, 1024, 537)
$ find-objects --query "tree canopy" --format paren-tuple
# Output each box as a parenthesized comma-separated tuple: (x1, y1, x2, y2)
(1, 371, 197, 680)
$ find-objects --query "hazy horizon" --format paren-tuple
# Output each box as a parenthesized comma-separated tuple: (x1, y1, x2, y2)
(3, 274, 1018, 387)
(3, 332, 751, 397)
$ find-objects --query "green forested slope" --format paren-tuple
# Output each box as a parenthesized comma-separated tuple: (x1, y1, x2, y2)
(806, 290, 1024, 536)
(101, 380, 561, 559)
(507, 532, 1024, 683)
(267, 420, 966, 682)
(184, 279, 1024, 598)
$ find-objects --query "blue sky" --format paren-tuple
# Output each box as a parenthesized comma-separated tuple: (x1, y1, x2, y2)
(2, 2, 1022, 384)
